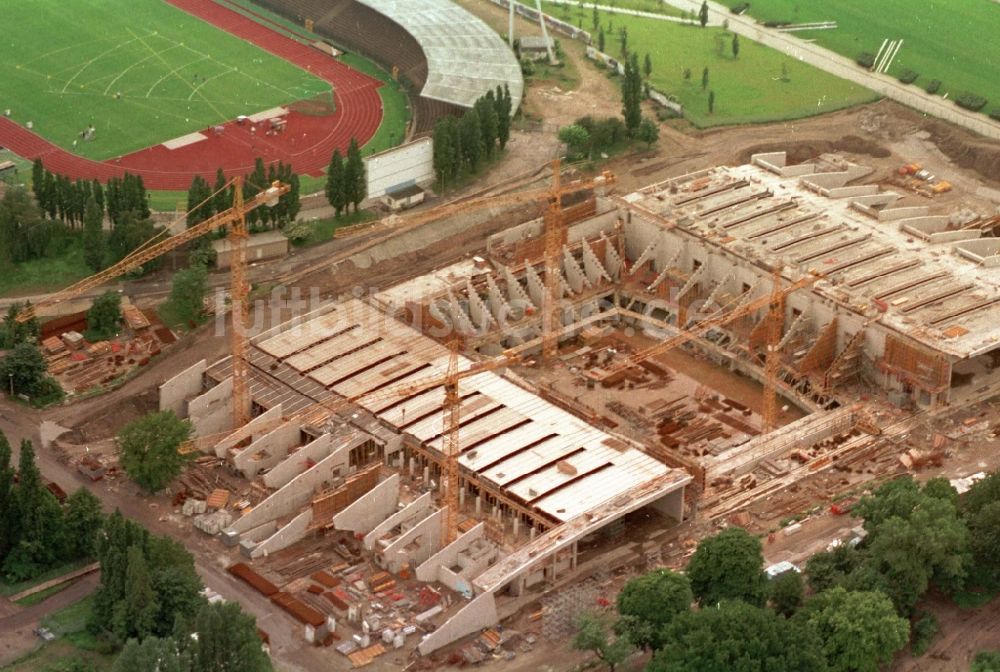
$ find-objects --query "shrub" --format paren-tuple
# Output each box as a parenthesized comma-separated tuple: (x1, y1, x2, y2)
(990, 108, 1000, 122)
(925, 79, 942, 95)
(763, 20, 790, 27)
(856, 52, 876, 69)
(897, 69, 919, 85)
(911, 611, 938, 657)
(731, 2, 750, 14)
(955, 92, 988, 111)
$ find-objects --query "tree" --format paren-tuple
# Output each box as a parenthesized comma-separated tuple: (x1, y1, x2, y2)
(637, 117, 659, 148)
(118, 411, 193, 493)
(699, 0, 709, 27)
(32, 159, 45, 204)
(968, 501, 1000, 574)
(804, 588, 908, 672)
(176, 601, 273, 672)
(592, 4, 599, 31)
(325, 149, 347, 217)
(962, 470, 1000, 518)
(459, 108, 483, 172)
(86, 291, 122, 341)
(708, 90, 716, 114)
(732, 33, 740, 59)
(0, 433, 14, 560)
(650, 600, 827, 672)
(64, 488, 104, 560)
(973, 651, 1000, 672)
(702, 67, 709, 90)
(107, 211, 160, 267)
(0, 186, 45, 264)
(476, 93, 499, 159)
(621, 53, 643, 136)
(643, 53, 653, 79)
(768, 569, 803, 617)
(598, 27, 605, 52)
(558, 124, 591, 159)
(112, 545, 159, 641)
(806, 543, 861, 593)
(1, 303, 40, 350)
(2, 441, 67, 580)
(1, 341, 49, 397)
(615, 569, 691, 651)
(345, 139, 366, 212)
(619, 26, 628, 56)
(166, 264, 209, 327)
(113, 637, 190, 672)
(853, 477, 970, 613)
(686, 527, 767, 607)
(83, 197, 105, 272)
(572, 612, 632, 672)
(495, 84, 513, 150)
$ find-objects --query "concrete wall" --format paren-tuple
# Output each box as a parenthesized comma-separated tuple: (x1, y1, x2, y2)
(264, 433, 336, 490)
(416, 524, 484, 582)
(649, 487, 685, 522)
(159, 360, 206, 417)
(364, 138, 434, 199)
(364, 492, 433, 551)
(231, 440, 351, 534)
(380, 508, 445, 574)
(251, 509, 313, 559)
(417, 592, 498, 655)
(215, 405, 283, 458)
(333, 474, 400, 534)
(188, 377, 233, 438)
(233, 422, 301, 479)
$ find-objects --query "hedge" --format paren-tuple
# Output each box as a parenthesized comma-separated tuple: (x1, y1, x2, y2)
(731, 2, 750, 14)
(856, 52, 876, 69)
(925, 79, 941, 95)
(897, 69, 919, 85)
(955, 92, 988, 112)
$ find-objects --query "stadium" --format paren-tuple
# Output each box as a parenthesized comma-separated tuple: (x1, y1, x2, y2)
(0, 0, 523, 190)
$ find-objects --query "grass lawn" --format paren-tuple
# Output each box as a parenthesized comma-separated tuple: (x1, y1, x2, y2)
(718, 0, 1000, 110)
(0, 247, 92, 299)
(340, 54, 412, 155)
(1, 0, 330, 161)
(0, 595, 114, 672)
(0, 560, 94, 598)
(14, 583, 72, 607)
(293, 210, 377, 246)
(543, 1, 878, 127)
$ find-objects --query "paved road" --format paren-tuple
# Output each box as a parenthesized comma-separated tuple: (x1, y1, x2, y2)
(656, 0, 1000, 140)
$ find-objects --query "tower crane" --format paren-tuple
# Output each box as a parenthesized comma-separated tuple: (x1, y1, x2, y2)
(607, 270, 820, 428)
(180, 345, 519, 544)
(17, 177, 290, 429)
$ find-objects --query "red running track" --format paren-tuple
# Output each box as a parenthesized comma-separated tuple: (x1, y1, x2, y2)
(0, 0, 383, 191)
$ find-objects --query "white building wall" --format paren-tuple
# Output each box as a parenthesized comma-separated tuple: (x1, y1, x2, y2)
(364, 138, 434, 198)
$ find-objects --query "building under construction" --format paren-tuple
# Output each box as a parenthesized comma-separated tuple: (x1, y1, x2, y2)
(159, 151, 1000, 656)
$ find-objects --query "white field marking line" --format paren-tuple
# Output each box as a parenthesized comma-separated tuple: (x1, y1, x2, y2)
(103, 44, 185, 95)
(173, 40, 299, 100)
(20, 41, 96, 68)
(187, 67, 237, 101)
(61, 35, 144, 93)
(144, 55, 210, 98)
(127, 27, 227, 120)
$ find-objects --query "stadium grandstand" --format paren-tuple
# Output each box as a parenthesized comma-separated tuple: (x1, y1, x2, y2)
(254, 0, 523, 134)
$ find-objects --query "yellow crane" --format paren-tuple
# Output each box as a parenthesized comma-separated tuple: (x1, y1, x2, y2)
(17, 177, 289, 429)
(607, 270, 820, 430)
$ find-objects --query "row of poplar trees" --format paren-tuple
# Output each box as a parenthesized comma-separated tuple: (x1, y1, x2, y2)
(432, 85, 514, 188)
(324, 138, 367, 216)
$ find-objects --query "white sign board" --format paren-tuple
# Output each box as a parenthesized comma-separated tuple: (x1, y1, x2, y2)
(364, 137, 434, 198)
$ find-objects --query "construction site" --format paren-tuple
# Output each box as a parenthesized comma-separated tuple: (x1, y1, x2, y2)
(109, 145, 995, 665)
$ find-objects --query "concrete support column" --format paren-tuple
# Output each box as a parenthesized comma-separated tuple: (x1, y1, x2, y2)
(513, 515, 520, 537)
(571, 542, 578, 570)
(475, 496, 482, 516)
(409, 455, 417, 478)
(529, 525, 536, 542)
(423, 465, 430, 485)
(459, 483, 466, 507)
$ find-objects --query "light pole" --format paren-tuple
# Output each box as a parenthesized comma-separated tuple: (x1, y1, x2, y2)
(8, 373, 12, 397)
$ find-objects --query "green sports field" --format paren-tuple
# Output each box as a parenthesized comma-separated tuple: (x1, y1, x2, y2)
(545, 2, 877, 127)
(1, 0, 331, 160)
(718, 0, 1000, 108)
